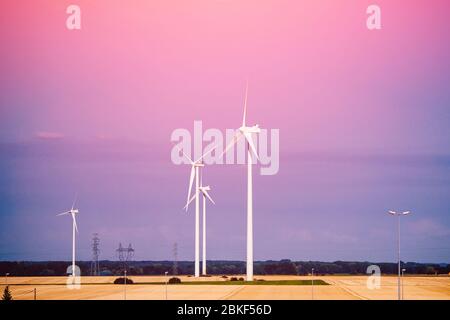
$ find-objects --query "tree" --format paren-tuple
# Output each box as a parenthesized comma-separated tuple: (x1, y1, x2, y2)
(113, 277, 134, 284)
(425, 266, 436, 275)
(168, 277, 181, 284)
(2, 286, 12, 300)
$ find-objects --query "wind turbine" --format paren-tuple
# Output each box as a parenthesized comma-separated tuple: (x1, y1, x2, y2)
(185, 173, 215, 275)
(178, 146, 216, 277)
(57, 197, 79, 280)
(221, 82, 260, 281)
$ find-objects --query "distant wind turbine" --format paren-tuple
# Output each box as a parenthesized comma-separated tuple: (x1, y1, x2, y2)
(57, 196, 79, 281)
(221, 81, 260, 281)
(185, 172, 215, 275)
(178, 146, 216, 277)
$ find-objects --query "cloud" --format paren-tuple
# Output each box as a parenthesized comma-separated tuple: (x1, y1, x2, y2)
(320, 230, 358, 244)
(279, 226, 357, 244)
(407, 219, 450, 237)
(283, 151, 450, 168)
(35, 131, 64, 140)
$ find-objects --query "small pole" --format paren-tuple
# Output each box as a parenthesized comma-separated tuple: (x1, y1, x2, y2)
(5, 273, 9, 286)
(397, 214, 401, 300)
(124, 270, 127, 300)
(401, 269, 406, 300)
(34, 288, 37, 300)
(165, 271, 169, 300)
(311, 268, 314, 300)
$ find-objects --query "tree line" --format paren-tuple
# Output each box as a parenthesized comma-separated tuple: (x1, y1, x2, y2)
(0, 260, 448, 277)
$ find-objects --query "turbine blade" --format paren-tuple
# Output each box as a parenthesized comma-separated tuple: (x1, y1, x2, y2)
(202, 189, 215, 205)
(183, 194, 197, 211)
(195, 144, 218, 163)
(186, 165, 195, 210)
(388, 210, 396, 215)
(72, 214, 79, 233)
(175, 145, 194, 164)
(219, 131, 243, 159)
(181, 150, 194, 164)
(57, 211, 71, 216)
(243, 131, 260, 161)
(242, 81, 248, 127)
(71, 194, 78, 210)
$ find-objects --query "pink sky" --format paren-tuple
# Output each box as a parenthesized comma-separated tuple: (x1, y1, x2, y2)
(0, 1, 449, 262)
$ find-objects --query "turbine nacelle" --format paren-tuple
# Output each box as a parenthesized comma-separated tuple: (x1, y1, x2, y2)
(220, 84, 261, 163)
(178, 144, 217, 211)
(239, 125, 261, 134)
(184, 185, 215, 210)
(57, 208, 79, 216)
(57, 197, 79, 233)
(193, 162, 205, 168)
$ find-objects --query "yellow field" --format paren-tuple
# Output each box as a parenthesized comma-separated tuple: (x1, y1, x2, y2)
(2, 275, 449, 300)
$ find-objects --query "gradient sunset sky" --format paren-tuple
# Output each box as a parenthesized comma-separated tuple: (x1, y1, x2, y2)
(0, 0, 449, 263)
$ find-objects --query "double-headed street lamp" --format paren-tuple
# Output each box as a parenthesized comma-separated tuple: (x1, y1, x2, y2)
(387, 210, 411, 300)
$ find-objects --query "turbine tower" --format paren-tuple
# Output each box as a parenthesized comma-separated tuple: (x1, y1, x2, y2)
(221, 82, 260, 281)
(186, 173, 215, 275)
(57, 196, 79, 280)
(178, 145, 216, 277)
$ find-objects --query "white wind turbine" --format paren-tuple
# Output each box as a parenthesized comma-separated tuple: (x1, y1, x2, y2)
(221, 82, 260, 281)
(185, 173, 215, 275)
(57, 197, 79, 280)
(178, 146, 216, 277)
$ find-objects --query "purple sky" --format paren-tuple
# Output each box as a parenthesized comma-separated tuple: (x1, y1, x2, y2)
(0, 0, 449, 263)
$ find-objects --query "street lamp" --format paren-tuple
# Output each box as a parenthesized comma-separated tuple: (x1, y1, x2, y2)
(401, 268, 406, 300)
(387, 210, 411, 300)
(311, 268, 314, 300)
(165, 271, 169, 300)
(5, 273, 9, 286)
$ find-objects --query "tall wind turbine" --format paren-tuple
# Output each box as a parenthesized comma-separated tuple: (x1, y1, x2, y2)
(179, 146, 216, 277)
(221, 82, 260, 281)
(185, 173, 215, 275)
(57, 197, 79, 280)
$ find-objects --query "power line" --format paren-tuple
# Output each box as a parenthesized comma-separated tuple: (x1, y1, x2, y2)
(173, 242, 178, 275)
(116, 242, 134, 272)
(90, 233, 100, 276)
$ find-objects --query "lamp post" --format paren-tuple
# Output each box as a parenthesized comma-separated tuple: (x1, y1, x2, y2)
(5, 273, 9, 286)
(387, 210, 411, 300)
(311, 268, 314, 300)
(165, 271, 169, 300)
